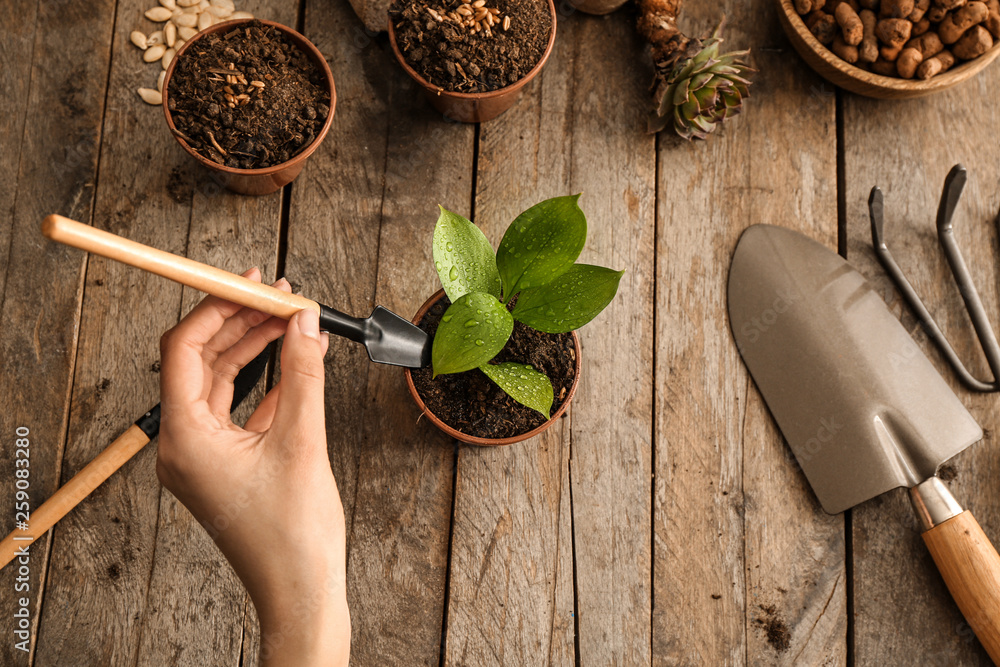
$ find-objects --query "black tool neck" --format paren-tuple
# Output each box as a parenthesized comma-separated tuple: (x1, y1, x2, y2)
(319, 305, 366, 343)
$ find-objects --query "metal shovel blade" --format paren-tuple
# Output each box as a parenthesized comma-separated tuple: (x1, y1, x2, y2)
(728, 225, 982, 514)
(317, 304, 430, 369)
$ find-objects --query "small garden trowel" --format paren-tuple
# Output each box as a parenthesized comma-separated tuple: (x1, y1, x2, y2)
(728, 224, 1000, 660)
(42, 215, 431, 369)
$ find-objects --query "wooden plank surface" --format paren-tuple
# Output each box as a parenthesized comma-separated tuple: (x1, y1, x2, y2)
(441, 18, 576, 664)
(30, 0, 213, 663)
(843, 71, 1000, 665)
(653, 1, 845, 664)
(0, 1, 115, 665)
(564, 13, 657, 666)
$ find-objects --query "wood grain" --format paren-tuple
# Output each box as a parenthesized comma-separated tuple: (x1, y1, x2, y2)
(843, 69, 1000, 664)
(653, 0, 845, 664)
(0, 1, 114, 665)
(30, 0, 217, 663)
(442, 21, 575, 663)
(922, 511, 1000, 662)
(564, 14, 656, 666)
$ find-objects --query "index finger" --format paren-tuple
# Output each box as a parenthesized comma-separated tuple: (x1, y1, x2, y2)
(161, 268, 260, 409)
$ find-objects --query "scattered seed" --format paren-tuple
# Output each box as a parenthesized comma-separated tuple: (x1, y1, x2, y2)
(157, 70, 166, 91)
(162, 47, 175, 69)
(137, 87, 163, 104)
(229, 10, 253, 19)
(173, 12, 197, 27)
(474, 8, 487, 19)
(224, 93, 236, 104)
(130, 31, 148, 49)
(197, 11, 214, 30)
(165, 21, 176, 46)
(472, 0, 486, 6)
(223, 85, 235, 94)
(211, 0, 235, 10)
(147, 30, 165, 45)
(484, 25, 492, 36)
(177, 0, 199, 6)
(488, 7, 499, 14)
(502, 15, 510, 30)
(143, 44, 167, 62)
(144, 6, 173, 21)
(159, 0, 177, 9)
(236, 93, 250, 100)
(485, 12, 494, 26)
(250, 80, 265, 88)
(457, 5, 472, 15)
(236, 73, 247, 85)
(177, 25, 197, 40)
(208, 4, 233, 17)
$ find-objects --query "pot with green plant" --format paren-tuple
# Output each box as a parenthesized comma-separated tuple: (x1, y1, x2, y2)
(404, 195, 623, 445)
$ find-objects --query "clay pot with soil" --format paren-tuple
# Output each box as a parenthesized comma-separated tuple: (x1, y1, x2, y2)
(403, 196, 623, 446)
(387, 0, 556, 122)
(162, 19, 336, 195)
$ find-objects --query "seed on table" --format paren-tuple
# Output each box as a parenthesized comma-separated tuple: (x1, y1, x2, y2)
(211, 0, 235, 10)
(177, 25, 197, 39)
(148, 30, 165, 45)
(165, 21, 176, 46)
(199, 0, 210, 9)
(144, 6, 172, 21)
(162, 47, 175, 69)
(159, 0, 177, 8)
(197, 12, 215, 30)
(174, 12, 197, 27)
(208, 4, 233, 17)
(229, 10, 253, 19)
(143, 44, 167, 61)
(130, 31, 148, 49)
(177, 0, 199, 6)
(502, 15, 510, 30)
(157, 70, 166, 91)
(137, 87, 162, 105)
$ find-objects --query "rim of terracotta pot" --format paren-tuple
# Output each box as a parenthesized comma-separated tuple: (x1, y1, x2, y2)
(161, 19, 336, 179)
(387, 0, 557, 103)
(403, 289, 582, 447)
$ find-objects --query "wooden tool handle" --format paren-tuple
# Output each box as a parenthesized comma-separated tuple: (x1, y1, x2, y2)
(42, 214, 318, 320)
(922, 511, 1000, 661)
(0, 425, 151, 570)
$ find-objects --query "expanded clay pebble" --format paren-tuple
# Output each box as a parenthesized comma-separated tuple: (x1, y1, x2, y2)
(130, 2, 255, 104)
(795, 0, 996, 78)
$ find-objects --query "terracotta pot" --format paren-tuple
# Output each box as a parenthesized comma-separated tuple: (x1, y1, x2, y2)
(567, 0, 628, 15)
(387, 0, 557, 123)
(161, 19, 336, 195)
(403, 289, 582, 446)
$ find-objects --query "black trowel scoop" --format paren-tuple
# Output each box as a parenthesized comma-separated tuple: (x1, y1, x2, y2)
(43, 215, 431, 369)
(728, 224, 1000, 660)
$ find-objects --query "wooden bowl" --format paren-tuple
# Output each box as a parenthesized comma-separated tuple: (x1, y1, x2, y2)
(776, 0, 1000, 98)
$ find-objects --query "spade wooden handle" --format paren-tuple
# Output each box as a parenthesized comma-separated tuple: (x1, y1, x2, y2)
(0, 425, 150, 570)
(922, 511, 1000, 661)
(42, 214, 319, 319)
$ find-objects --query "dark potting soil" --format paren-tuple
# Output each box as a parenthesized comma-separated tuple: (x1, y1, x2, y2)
(166, 20, 330, 169)
(389, 0, 551, 93)
(411, 295, 576, 440)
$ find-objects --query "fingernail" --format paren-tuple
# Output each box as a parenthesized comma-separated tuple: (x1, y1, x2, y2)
(299, 308, 320, 339)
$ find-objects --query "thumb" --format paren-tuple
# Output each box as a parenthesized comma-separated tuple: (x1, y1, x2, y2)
(273, 308, 327, 431)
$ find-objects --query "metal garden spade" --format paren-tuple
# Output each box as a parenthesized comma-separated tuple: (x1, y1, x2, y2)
(728, 224, 1000, 660)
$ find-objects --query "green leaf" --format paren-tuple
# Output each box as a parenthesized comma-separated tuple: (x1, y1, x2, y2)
(496, 195, 586, 302)
(512, 264, 624, 334)
(433, 206, 501, 301)
(480, 362, 554, 419)
(432, 292, 513, 377)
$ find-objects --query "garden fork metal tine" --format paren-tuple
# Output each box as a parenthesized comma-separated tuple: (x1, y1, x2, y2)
(869, 164, 1000, 392)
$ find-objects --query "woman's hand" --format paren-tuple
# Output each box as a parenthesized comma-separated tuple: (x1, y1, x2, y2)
(157, 268, 349, 667)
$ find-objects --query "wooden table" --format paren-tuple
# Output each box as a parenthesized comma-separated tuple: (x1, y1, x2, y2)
(3, 0, 1000, 664)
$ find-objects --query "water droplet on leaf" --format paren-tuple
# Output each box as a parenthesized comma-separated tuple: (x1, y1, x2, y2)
(475, 339, 484, 346)
(465, 319, 478, 327)
(449, 266, 459, 280)
(442, 314, 452, 323)
(446, 242, 454, 252)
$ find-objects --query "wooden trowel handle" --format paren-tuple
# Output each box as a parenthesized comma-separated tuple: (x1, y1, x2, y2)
(922, 510, 1000, 661)
(42, 215, 319, 320)
(0, 425, 150, 570)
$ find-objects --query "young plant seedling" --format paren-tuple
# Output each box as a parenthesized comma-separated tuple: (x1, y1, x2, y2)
(431, 195, 624, 419)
